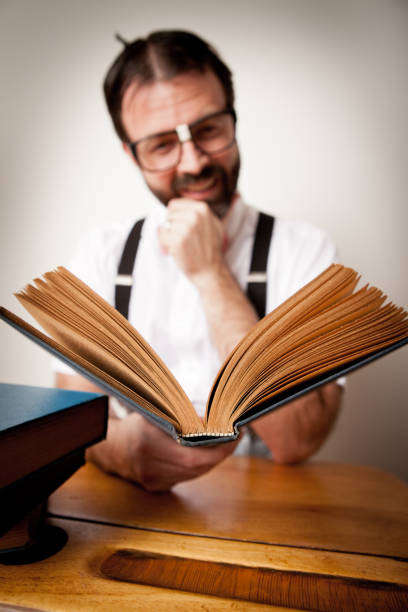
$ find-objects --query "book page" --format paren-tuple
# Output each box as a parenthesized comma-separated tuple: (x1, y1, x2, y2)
(16, 268, 205, 435)
(206, 266, 408, 433)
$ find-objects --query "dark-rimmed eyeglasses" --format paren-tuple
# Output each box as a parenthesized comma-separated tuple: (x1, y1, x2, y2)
(128, 108, 237, 172)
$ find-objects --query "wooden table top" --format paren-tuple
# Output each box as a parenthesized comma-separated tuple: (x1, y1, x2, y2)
(1, 457, 407, 611)
(49, 456, 408, 558)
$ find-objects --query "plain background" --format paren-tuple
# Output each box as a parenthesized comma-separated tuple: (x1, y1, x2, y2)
(1, 0, 407, 479)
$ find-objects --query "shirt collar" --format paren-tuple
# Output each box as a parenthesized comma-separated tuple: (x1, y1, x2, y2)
(148, 198, 168, 225)
(223, 193, 248, 248)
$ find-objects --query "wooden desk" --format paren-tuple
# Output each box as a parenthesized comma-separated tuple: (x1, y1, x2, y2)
(0, 457, 407, 611)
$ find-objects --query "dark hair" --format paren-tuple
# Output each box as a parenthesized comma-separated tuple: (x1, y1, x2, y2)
(103, 30, 235, 142)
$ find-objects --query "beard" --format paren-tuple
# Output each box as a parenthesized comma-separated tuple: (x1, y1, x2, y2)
(147, 156, 240, 219)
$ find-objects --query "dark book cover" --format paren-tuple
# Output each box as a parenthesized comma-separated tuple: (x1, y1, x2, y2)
(0, 383, 108, 539)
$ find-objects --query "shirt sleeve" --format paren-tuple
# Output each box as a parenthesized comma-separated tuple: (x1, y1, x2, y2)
(266, 219, 345, 387)
(267, 219, 339, 309)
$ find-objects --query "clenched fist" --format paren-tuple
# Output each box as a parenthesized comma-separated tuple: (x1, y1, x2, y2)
(158, 199, 228, 288)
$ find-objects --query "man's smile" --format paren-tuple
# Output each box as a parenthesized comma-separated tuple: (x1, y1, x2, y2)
(178, 175, 219, 197)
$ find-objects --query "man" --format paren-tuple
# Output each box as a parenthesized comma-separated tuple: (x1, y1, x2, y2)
(56, 30, 342, 491)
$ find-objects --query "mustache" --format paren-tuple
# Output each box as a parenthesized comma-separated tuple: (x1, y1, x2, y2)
(172, 165, 224, 191)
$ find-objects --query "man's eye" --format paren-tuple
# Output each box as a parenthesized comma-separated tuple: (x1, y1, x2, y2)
(147, 138, 177, 155)
(153, 141, 174, 154)
(195, 125, 219, 140)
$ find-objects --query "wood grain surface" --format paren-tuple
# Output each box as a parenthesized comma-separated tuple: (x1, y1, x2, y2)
(1, 457, 407, 611)
(101, 547, 408, 611)
(50, 457, 408, 558)
(0, 518, 300, 611)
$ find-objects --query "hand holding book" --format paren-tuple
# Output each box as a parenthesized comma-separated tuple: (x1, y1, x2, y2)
(94, 411, 239, 491)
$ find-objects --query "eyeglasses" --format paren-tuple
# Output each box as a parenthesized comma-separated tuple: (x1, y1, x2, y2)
(128, 108, 237, 172)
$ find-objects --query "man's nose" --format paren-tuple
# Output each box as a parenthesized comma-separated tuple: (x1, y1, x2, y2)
(177, 140, 210, 174)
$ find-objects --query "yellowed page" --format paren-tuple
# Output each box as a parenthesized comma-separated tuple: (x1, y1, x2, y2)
(16, 268, 204, 434)
(206, 272, 408, 433)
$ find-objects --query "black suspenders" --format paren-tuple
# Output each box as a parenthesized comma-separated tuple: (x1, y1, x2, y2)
(246, 212, 274, 318)
(115, 218, 144, 320)
(115, 212, 274, 320)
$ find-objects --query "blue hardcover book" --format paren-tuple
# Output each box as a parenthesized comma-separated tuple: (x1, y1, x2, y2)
(0, 383, 108, 489)
(0, 383, 108, 539)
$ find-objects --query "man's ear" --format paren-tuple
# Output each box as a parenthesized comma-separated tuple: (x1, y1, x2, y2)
(122, 142, 139, 167)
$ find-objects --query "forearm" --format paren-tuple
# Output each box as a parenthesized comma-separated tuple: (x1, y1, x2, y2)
(56, 373, 127, 473)
(193, 262, 258, 360)
(56, 372, 102, 394)
(85, 417, 128, 476)
(251, 383, 343, 464)
(159, 199, 259, 361)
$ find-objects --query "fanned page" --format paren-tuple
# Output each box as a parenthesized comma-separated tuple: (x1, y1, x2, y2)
(4, 264, 408, 441)
(205, 265, 408, 434)
(0, 307, 180, 431)
(15, 268, 204, 435)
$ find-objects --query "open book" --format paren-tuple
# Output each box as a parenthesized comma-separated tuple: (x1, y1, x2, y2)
(1, 264, 407, 445)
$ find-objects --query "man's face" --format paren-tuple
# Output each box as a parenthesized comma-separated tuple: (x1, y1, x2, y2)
(121, 70, 240, 217)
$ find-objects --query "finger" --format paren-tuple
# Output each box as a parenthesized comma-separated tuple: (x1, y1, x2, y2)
(162, 218, 173, 231)
(168, 199, 212, 220)
(157, 225, 170, 254)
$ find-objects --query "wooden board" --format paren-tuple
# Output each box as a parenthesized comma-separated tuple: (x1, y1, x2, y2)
(2, 458, 408, 610)
(100, 547, 408, 611)
(1, 517, 407, 612)
(49, 457, 408, 558)
(0, 518, 299, 612)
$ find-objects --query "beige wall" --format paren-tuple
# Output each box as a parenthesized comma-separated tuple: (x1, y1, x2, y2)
(1, 0, 407, 478)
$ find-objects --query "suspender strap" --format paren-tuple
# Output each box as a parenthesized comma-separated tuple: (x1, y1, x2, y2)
(115, 218, 145, 319)
(246, 212, 275, 318)
(115, 212, 274, 321)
